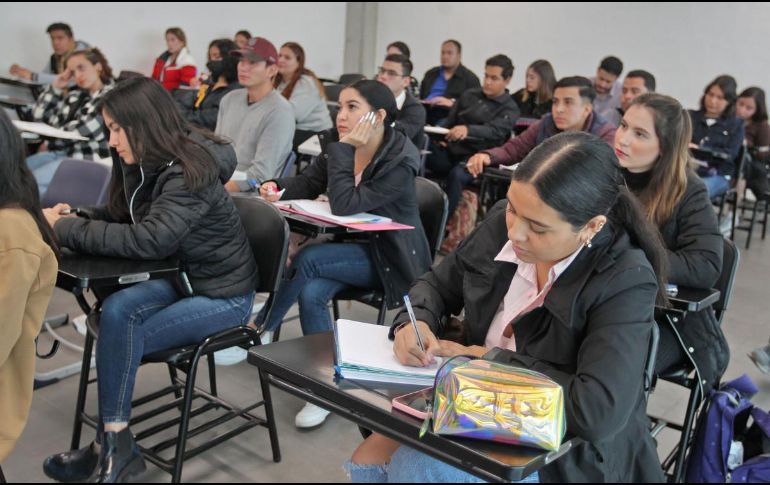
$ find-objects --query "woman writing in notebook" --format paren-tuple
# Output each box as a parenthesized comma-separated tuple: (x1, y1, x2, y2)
(258, 80, 432, 429)
(349, 132, 667, 483)
(40, 77, 257, 483)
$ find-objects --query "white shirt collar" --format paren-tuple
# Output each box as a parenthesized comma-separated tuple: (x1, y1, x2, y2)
(494, 241, 583, 287)
(395, 90, 407, 110)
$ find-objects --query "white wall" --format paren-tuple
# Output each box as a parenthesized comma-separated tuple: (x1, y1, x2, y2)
(376, 2, 770, 110)
(1, 2, 347, 80)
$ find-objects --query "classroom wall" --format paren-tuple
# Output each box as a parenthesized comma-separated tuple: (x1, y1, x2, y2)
(1, 2, 347, 80)
(375, 2, 770, 110)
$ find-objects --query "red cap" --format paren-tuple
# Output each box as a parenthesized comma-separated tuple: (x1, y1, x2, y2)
(232, 36, 278, 65)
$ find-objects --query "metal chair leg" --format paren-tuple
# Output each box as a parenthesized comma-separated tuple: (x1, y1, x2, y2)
(672, 383, 702, 483)
(70, 331, 95, 450)
(332, 299, 341, 321)
(259, 369, 282, 463)
(207, 354, 218, 397)
(171, 349, 204, 483)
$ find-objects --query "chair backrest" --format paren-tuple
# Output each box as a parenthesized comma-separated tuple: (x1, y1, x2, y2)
(280, 151, 298, 178)
(416, 177, 449, 260)
(713, 237, 740, 324)
(232, 196, 290, 297)
(324, 84, 344, 103)
(338, 73, 366, 85)
(41, 159, 111, 208)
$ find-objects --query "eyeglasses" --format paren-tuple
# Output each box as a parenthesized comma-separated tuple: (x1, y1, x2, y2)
(377, 66, 404, 78)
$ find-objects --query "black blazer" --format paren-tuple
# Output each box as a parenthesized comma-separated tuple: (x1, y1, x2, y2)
(395, 91, 426, 147)
(274, 129, 432, 309)
(393, 201, 664, 483)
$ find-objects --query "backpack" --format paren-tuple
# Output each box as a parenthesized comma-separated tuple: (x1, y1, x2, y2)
(440, 189, 478, 254)
(686, 374, 770, 483)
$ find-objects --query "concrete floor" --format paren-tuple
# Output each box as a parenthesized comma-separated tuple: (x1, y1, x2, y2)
(3, 229, 770, 483)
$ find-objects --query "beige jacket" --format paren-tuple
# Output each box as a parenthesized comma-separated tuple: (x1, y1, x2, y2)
(0, 209, 57, 462)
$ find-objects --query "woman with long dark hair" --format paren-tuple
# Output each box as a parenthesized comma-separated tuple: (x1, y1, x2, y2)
(349, 131, 668, 483)
(512, 59, 556, 119)
(0, 110, 59, 464)
(40, 77, 257, 483)
(274, 41, 332, 148)
(689, 75, 745, 198)
(259, 80, 432, 428)
(616, 93, 727, 392)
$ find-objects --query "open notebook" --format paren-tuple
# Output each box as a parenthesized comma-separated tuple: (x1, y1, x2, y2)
(333, 319, 441, 386)
(279, 199, 392, 225)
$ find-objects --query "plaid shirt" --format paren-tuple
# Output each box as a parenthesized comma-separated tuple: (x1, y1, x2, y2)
(30, 81, 115, 160)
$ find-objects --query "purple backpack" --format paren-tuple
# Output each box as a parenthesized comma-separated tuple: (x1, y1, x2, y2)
(686, 375, 770, 483)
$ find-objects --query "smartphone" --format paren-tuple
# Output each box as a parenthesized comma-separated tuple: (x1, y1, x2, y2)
(391, 387, 433, 420)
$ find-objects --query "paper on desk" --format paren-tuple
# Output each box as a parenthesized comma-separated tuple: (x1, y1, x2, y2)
(424, 126, 450, 136)
(334, 319, 441, 386)
(289, 199, 392, 224)
(12, 120, 88, 141)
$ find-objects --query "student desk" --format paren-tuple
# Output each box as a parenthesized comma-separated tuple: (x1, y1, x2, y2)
(668, 287, 720, 313)
(478, 165, 515, 217)
(34, 251, 179, 390)
(248, 333, 578, 482)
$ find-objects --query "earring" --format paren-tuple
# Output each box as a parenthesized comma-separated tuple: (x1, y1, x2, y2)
(585, 239, 593, 249)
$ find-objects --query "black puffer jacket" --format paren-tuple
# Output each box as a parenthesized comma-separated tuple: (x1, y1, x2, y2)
(393, 201, 664, 483)
(274, 128, 432, 308)
(54, 135, 258, 299)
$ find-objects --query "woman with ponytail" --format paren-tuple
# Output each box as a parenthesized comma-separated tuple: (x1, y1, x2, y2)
(258, 80, 432, 428)
(349, 131, 667, 483)
(615, 93, 727, 390)
(0, 110, 58, 464)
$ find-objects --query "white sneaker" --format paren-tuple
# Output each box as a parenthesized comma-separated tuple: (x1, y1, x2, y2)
(295, 402, 331, 428)
(251, 301, 265, 317)
(260, 330, 274, 345)
(213, 347, 247, 366)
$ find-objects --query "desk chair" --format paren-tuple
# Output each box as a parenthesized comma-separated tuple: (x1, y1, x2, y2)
(70, 197, 289, 482)
(331, 177, 449, 326)
(324, 83, 344, 103)
(280, 151, 298, 178)
(649, 237, 740, 483)
(729, 157, 769, 249)
(41, 158, 112, 208)
(338, 73, 366, 85)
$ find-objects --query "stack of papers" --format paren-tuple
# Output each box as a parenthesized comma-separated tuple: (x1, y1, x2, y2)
(288, 199, 391, 225)
(334, 319, 441, 386)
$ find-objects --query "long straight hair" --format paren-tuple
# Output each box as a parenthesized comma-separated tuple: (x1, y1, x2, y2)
(273, 42, 326, 100)
(626, 93, 691, 228)
(512, 131, 669, 305)
(699, 75, 738, 119)
(98, 77, 223, 220)
(521, 59, 556, 104)
(0, 110, 59, 258)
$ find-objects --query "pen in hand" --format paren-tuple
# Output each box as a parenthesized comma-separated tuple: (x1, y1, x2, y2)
(403, 294, 425, 353)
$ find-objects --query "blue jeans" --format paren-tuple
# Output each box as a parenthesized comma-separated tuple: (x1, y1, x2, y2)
(255, 243, 381, 335)
(702, 175, 730, 199)
(26, 150, 68, 197)
(344, 445, 539, 483)
(96, 279, 254, 423)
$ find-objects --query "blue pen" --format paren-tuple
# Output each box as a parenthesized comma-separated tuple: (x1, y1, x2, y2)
(403, 294, 425, 352)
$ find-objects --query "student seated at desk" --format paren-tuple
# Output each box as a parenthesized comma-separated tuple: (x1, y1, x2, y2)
(419, 39, 481, 125)
(151, 27, 198, 92)
(688, 75, 745, 199)
(616, 93, 727, 390)
(175, 38, 240, 131)
(376, 54, 426, 148)
(274, 42, 333, 150)
(40, 77, 257, 484)
(511, 59, 556, 119)
(258, 80, 432, 429)
(0, 111, 59, 466)
(9, 22, 90, 85)
(25, 48, 116, 196)
(349, 132, 667, 483)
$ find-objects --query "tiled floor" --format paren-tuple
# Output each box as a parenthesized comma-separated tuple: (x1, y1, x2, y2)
(3, 231, 770, 483)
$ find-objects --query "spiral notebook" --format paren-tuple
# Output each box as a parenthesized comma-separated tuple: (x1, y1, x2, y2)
(333, 319, 441, 386)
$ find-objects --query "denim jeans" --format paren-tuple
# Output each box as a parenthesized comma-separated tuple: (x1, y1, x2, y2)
(344, 445, 540, 483)
(96, 279, 254, 423)
(702, 175, 730, 199)
(26, 150, 68, 197)
(255, 243, 381, 335)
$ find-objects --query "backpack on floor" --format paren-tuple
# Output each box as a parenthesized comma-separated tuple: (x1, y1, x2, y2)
(686, 374, 770, 483)
(440, 189, 478, 254)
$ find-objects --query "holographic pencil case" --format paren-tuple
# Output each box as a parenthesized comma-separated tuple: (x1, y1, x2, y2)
(431, 356, 566, 451)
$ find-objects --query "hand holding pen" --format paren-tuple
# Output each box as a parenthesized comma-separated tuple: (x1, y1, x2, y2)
(393, 294, 440, 368)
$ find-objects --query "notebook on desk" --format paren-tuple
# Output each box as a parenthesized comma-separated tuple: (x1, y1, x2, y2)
(275, 199, 414, 231)
(333, 319, 441, 386)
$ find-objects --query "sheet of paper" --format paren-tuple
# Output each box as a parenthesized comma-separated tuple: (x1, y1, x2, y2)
(12, 120, 88, 141)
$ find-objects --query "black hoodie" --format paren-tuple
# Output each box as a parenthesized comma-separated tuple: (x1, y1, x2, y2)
(274, 128, 432, 308)
(54, 134, 258, 299)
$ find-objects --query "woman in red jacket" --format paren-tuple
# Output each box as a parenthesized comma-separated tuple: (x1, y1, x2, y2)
(151, 27, 197, 91)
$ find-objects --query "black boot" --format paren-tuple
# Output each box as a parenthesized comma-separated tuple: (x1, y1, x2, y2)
(88, 428, 146, 483)
(43, 442, 99, 482)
